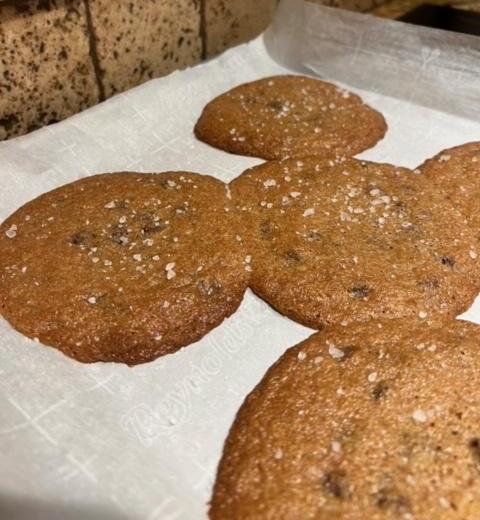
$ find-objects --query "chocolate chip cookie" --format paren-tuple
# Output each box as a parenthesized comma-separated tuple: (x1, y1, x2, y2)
(418, 142, 480, 244)
(0, 172, 248, 365)
(194, 75, 387, 160)
(211, 319, 480, 519)
(230, 157, 479, 327)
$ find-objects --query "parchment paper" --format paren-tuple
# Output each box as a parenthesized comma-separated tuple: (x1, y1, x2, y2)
(265, 0, 480, 120)
(1, 2, 480, 519)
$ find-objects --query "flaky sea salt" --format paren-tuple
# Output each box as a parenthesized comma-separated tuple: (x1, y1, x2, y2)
(331, 441, 341, 453)
(5, 225, 17, 238)
(328, 342, 344, 359)
(412, 409, 428, 423)
(274, 448, 283, 460)
(439, 497, 450, 509)
(165, 262, 176, 279)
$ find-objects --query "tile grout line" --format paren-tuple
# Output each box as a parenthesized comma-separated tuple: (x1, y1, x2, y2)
(199, 0, 207, 61)
(83, 0, 106, 102)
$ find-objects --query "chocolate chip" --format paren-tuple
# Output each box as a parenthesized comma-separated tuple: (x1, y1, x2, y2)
(114, 200, 129, 210)
(349, 285, 371, 299)
(323, 470, 348, 499)
(259, 220, 277, 240)
(469, 438, 480, 468)
(266, 99, 284, 111)
(159, 178, 177, 190)
(197, 278, 222, 297)
(69, 231, 96, 247)
(306, 230, 323, 242)
(238, 94, 256, 106)
(340, 345, 358, 361)
(284, 249, 301, 265)
(110, 226, 129, 245)
(69, 232, 88, 246)
(373, 487, 411, 514)
(372, 380, 388, 400)
(141, 217, 167, 235)
(421, 279, 440, 290)
(441, 256, 455, 268)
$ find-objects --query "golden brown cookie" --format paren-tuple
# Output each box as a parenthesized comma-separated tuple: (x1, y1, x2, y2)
(418, 142, 480, 243)
(211, 319, 480, 520)
(194, 75, 387, 160)
(0, 172, 248, 365)
(230, 157, 479, 328)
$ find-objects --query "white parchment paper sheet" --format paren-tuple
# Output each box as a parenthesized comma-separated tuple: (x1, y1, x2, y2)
(1, 3, 480, 519)
(266, 0, 480, 121)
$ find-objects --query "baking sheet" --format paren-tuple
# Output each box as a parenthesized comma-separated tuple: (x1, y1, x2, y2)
(1, 1, 480, 519)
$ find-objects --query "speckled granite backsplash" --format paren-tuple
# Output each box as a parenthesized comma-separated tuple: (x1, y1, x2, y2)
(0, 0, 281, 140)
(2, 0, 467, 140)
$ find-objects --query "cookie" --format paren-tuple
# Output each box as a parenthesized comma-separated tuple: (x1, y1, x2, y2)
(418, 142, 480, 243)
(0, 172, 248, 365)
(194, 75, 387, 160)
(210, 319, 480, 519)
(230, 157, 479, 328)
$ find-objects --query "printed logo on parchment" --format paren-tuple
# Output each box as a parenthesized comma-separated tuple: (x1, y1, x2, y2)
(121, 296, 265, 447)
